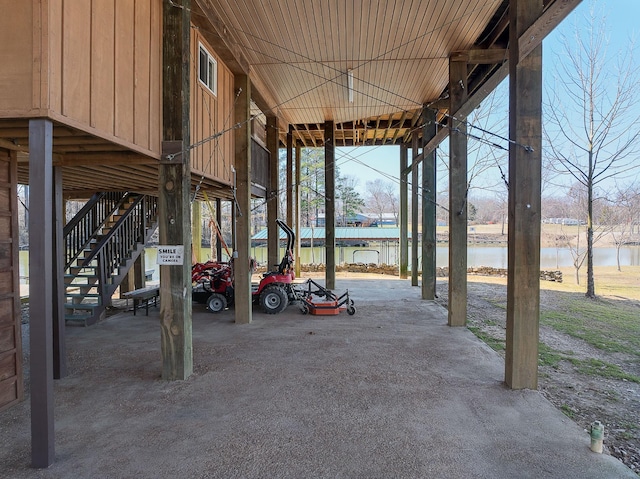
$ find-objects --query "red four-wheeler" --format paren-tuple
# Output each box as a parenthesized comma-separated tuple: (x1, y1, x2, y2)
(192, 260, 234, 312)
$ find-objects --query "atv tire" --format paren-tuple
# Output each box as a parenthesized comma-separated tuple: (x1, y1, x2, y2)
(207, 293, 227, 313)
(260, 285, 288, 314)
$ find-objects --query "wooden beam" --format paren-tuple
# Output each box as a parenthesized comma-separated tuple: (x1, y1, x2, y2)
(520, 0, 582, 60)
(411, 134, 419, 287)
(448, 57, 468, 327)
(192, 200, 202, 263)
(450, 49, 508, 64)
(266, 115, 279, 269)
(192, 0, 249, 75)
(399, 143, 408, 279)
(251, 77, 283, 120)
(406, 0, 581, 174)
(294, 143, 301, 277)
(392, 111, 409, 143)
(7, 150, 23, 412)
(52, 166, 67, 379)
(324, 121, 335, 290)
(422, 107, 437, 300)
(28, 118, 55, 468)
(286, 127, 294, 227)
(234, 74, 252, 324)
(55, 152, 157, 166)
(159, 0, 193, 380)
(215, 197, 223, 261)
(505, 0, 544, 391)
(0, 138, 29, 153)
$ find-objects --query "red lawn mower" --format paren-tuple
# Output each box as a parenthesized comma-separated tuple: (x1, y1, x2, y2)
(192, 219, 300, 314)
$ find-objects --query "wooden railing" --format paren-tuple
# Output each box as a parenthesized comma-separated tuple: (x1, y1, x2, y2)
(63, 192, 129, 269)
(81, 195, 158, 297)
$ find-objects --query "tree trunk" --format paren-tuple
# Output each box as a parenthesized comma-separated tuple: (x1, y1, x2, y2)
(586, 153, 595, 298)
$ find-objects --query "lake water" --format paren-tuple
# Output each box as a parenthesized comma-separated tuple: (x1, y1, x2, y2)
(235, 244, 640, 270)
(19, 244, 640, 283)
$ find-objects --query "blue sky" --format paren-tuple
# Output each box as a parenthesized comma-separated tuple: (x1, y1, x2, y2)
(336, 0, 640, 197)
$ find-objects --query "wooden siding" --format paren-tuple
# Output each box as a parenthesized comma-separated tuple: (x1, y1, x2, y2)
(0, 0, 162, 157)
(0, 149, 22, 412)
(190, 30, 234, 187)
(0, 2, 34, 114)
(51, 0, 162, 154)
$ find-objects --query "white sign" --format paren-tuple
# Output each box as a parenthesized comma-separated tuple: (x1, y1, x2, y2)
(157, 245, 184, 265)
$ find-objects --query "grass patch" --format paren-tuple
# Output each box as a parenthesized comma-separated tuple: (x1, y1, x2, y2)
(487, 300, 507, 310)
(567, 358, 640, 383)
(560, 404, 575, 419)
(538, 343, 568, 369)
(537, 343, 639, 382)
(467, 326, 505, 351)
(617, 422, 638, 439)
(540, 297, 640, 356)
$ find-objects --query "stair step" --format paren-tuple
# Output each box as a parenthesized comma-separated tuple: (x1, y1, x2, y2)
(72, 258, 98, 268)
(65, 298, 101, 306)
(65, 313, 93, 326)
(66, 293, 101, 298)
(64, 274, 98, 283)
(65, 303, 101, 311)
(69, 266, 97, 275)
(68, 273, 98, 278)
(67, 285, 99, 294)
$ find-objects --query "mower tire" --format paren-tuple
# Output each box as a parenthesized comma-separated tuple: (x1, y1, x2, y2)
(260, 285, 288, 314)
(207, 293, 227, 313)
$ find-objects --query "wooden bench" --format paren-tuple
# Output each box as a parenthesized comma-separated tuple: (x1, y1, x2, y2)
(122, 286, 160, 316)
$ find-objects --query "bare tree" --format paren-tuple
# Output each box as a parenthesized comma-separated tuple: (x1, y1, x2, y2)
(544, 2, 640, 298)
(602, 182, 640, 271)
(383, 181, 399, 225)
(365, 179, 396, 225)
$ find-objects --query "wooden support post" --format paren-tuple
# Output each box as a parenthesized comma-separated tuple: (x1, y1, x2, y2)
(5, 151, 23, 411)
(286, 127, 294, 227)
(134, 253, 146, 288)
(422, 107, 437, 300)
(121, 254, 146, 296)
(324, 121, 336, 290)
(192, 200, 202, 263)
(448, 55, 468, 327)
(29, 118, 55, 468)
(411, 134, 419, 287)
(216, 198, 223, 261)
(231, 197, 237, 256)
(120, 268, 136, 296)
(234, 74, 252, 324)
(399, 143, 408, 279)
(159, 0, 192, 380)
(294, 142, 302, 277)
(267, 115, 279, 270)
(505, 0, 543, 390)
(52, 166, 66, 379)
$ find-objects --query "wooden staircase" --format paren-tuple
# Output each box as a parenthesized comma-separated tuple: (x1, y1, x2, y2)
(63, 193, 158, 326)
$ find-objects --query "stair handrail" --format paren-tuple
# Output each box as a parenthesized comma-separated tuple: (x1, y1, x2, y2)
(63, 191, 131, 269)
(81, 195, 158, 295)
